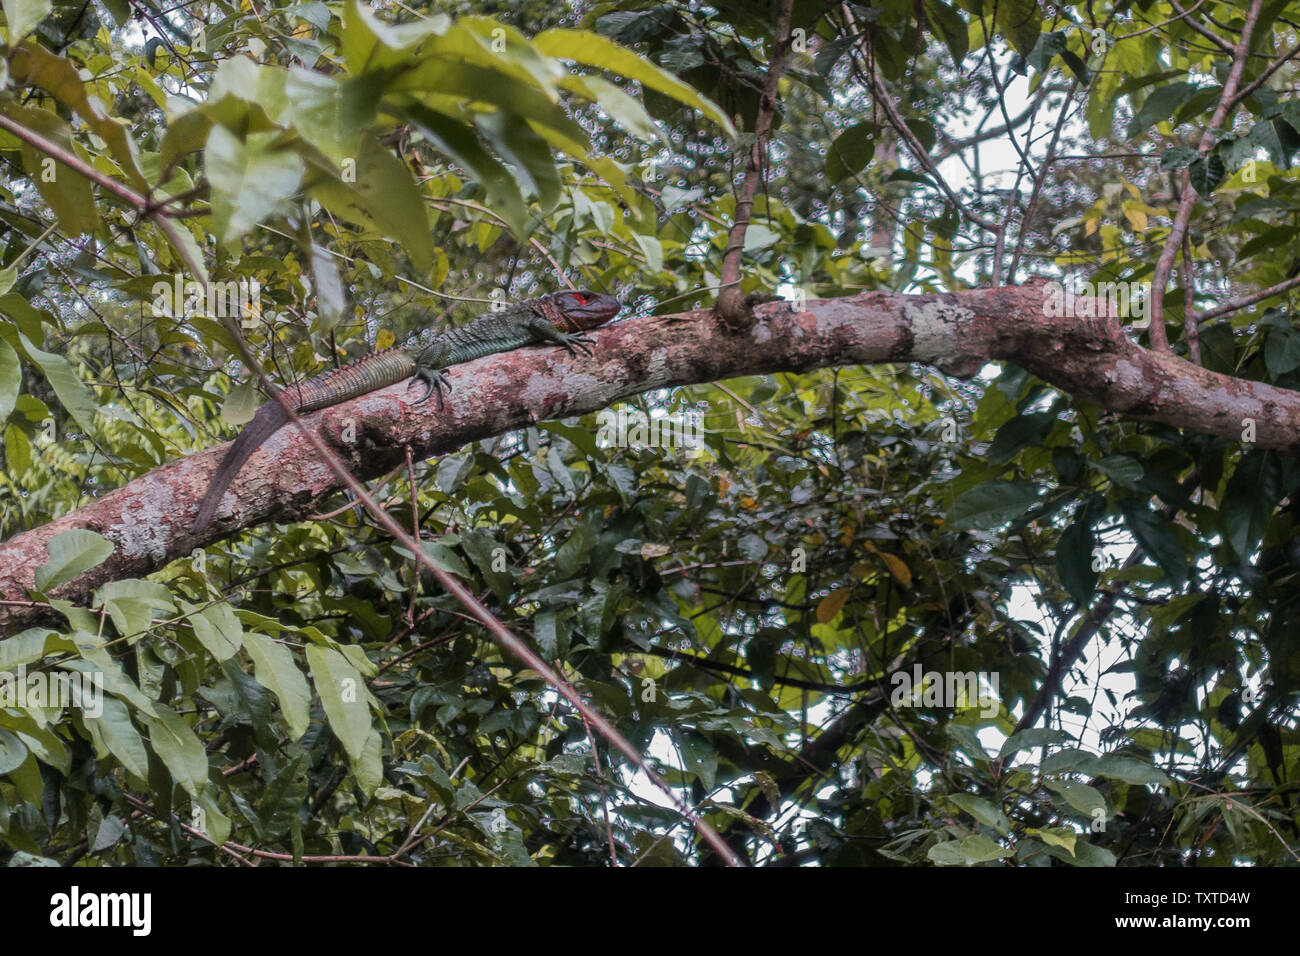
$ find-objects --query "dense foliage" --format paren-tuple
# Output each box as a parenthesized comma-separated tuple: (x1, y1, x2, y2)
(1, 0, 1299, 865)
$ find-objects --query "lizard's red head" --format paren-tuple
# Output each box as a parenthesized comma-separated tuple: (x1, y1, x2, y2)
(550, 289, 621, 331)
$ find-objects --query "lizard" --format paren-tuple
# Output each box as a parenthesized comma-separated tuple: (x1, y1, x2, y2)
(190, 289, 621, 533)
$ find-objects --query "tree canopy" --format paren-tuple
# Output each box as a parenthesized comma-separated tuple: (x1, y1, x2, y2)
(1, 0, 1299, 868)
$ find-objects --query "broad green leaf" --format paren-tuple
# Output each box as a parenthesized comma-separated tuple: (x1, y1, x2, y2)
(311, 244, 346, 329)
(33, 529, 114, 592)
(341, 0, 449, 73)
(190, 602, 244, 662)
(949, 793, 1010, 834)
(0, 628, 76, 672)
(1093, 454, 1143, 488)
(15, 330, 99, 434)
(1092, 754, 1171, 786)
(1045, 778, 1107, 817)
(243, 632, 311, 741)
(1127, 82, 1202, 139)
(306, 644, 372, 761)
(1121, 501, 1188, 585)
(923, 0, 969, 65)
(994, 0, 1040, 55)
(928, 833, 1013, 865)
(0, 337, 19, 424)
(825, 121, 875, 182)
(401, 102, 527, 235)
(1029, 826, 1077, 855)
(309, 135, 434, 271)
(97, 580, 175, 638)
(0, 729, 29, 775)
(534, 29, 736, 138)
(7, 105, 99, 235)
(84, 696, 148, 781)
(206, 126, 304, 244)
(195, 790, 232, 846)
(3, 0, 51, 41)
(948, 481, 1044, 531)
(141, 704, 209, 797)
(1056, 516, 1096, 606)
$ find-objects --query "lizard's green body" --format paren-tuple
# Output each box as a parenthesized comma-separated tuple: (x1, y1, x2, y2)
(190, 290, 620, 533)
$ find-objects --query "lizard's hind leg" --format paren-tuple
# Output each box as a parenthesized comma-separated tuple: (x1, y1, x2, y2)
(410, 340, 454, 409)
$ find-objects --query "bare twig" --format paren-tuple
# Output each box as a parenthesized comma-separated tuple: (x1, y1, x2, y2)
(715, 0, 795, 328)
(1149, 0, 1265, 351)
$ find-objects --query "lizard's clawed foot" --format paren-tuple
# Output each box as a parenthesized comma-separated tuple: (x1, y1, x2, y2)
(409, 367, 452, 410)
(556, 331, 595, 356)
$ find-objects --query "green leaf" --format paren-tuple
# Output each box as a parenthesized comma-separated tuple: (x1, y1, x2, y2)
(1056, 516, 1096, 606)
(1189, 153, 1225, 194)
(310, 244, 346, 329)
(84, 696, 148, 781)
(533, 29, 736, 139)
(1222, 451, 1280, 560)
(219, 380, 260, 427)
(305, 644, 372, 761)
(0, 729, 29, 776)
(98, 580, 175, 637)
(400, 102, 527, 235)
(309, 134, 434, 271)
(995, 0, 1040, 56)
(474, 110, 563, 211)
(1093, 454, 1143, 488)
(678, 730, 717, 789)
(1045, 778, 1107, 817)
(340, 0, 448, 73)
(928, 833, 1013, 864)
(206, 126, 304, 245)
(4, 0, 52, 41)
(7, 105, 99, 235)
(825, 121, 875, 182)
(0, 336, 19, 425)
(1028, 826, 1077, 855)
(1121, 501, 1188, 585)
(988, 411, 1054, 464)
(190, 602, 244, 662)
(1092, 754, 1171, 786)
(1127, 82, 1202, 138)
(140, 704, 209, 797)
(15, 329, 99, 434)
(923, 0, 969, 65)
(948, 480, 1044, 531)
(1265, 325, 1300, 376)
(949, 793, 1010, 834)
(33, 529, 114, 592)
(243, 632, 311, 741)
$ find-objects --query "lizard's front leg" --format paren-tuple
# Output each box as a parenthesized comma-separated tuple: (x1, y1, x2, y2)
(528, 318, 595, 356)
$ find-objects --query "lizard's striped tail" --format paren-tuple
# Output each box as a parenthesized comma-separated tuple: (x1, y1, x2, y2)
(191, 400, 290, 533)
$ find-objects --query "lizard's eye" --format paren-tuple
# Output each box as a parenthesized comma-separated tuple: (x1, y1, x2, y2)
(572, 293, 591, 304)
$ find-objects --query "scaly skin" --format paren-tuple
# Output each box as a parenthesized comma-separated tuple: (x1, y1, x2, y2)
(190, 290, 621, 533)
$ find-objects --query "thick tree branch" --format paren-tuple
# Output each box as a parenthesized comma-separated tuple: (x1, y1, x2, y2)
(4, 283, 1300, 633)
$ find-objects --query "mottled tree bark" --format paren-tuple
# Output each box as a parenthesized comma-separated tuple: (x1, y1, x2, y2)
(2, 283, 1294, 633)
